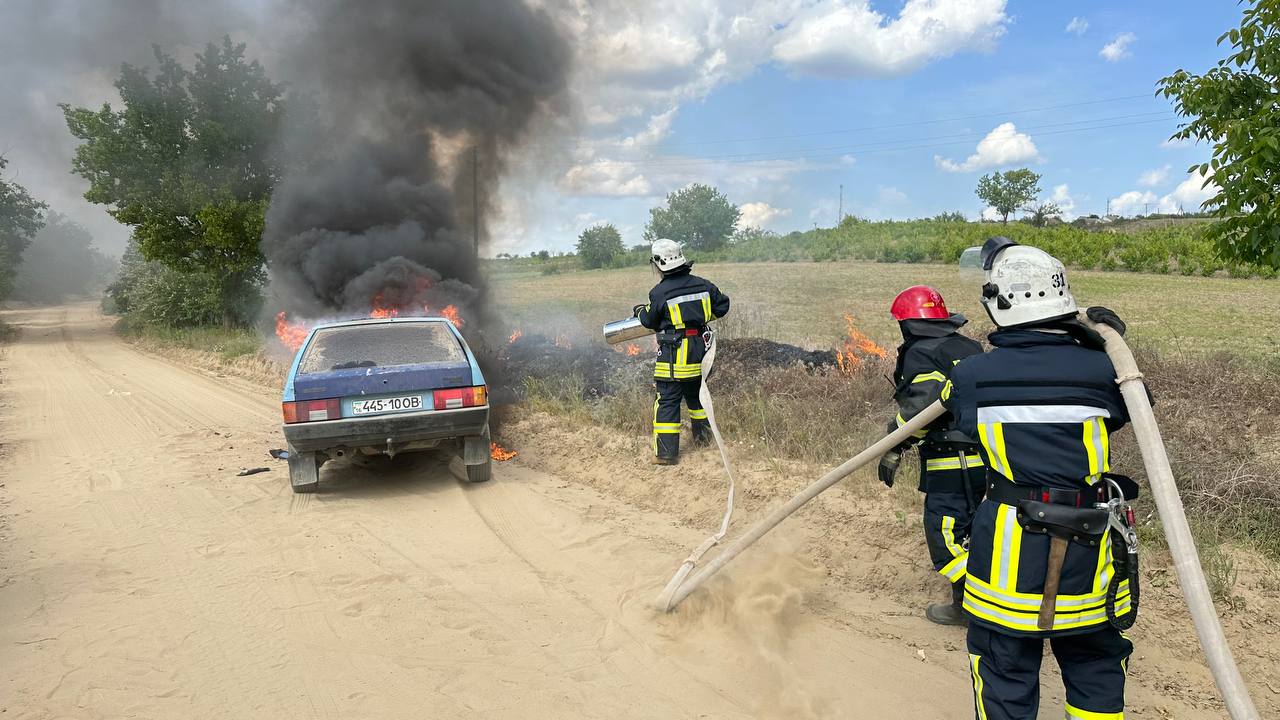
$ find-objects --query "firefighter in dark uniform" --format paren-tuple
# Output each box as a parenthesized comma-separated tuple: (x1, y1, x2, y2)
(941, 237, 1134, 720)
(877, 285, 986, 626)
(634, 238, 730, 465)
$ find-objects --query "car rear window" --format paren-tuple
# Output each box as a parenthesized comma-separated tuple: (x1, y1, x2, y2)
(299, 322, 466, 374)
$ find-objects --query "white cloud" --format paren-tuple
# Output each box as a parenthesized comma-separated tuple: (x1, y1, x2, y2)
(1099, 32, 1135, 62)
(622, 107, 678, 147)
(1049, 184, 1076, 220)
(1109, 169, 1220, 217)
(1109, 190, 1158, 216)
(1065, 17, 1088, 35)
(1138, 165, 1171, 188)
(739, 201, 792, 229)
(773, 0, 1009, 77)
(560, 161, 653, 197)
(840, 154, 857, 166)
(935, 122, 1040, 172)
(877, 186, 908, 205)
(980, 205, 1001, 221)
(1165, 168, 1219, 212)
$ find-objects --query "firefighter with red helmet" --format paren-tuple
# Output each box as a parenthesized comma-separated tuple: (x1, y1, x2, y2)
(878, 285, 986, 625)
(634, 239, 731, 465)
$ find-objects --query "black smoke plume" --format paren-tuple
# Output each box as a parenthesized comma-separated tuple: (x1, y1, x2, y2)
(262, 0, 571, 326)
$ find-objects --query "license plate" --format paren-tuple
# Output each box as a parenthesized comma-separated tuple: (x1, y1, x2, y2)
(351, 394, 424, 416)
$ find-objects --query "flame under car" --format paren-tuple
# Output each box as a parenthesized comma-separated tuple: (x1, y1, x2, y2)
(280, 317, 491, 493)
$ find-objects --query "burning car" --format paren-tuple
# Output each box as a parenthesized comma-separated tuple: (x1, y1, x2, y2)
(280, 317, 491, 493)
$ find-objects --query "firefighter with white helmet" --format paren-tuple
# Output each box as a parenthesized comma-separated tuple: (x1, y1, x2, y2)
(633, 239, 730, 464)
(940, 237, 1135, 720)
(878, 285, 986, 625)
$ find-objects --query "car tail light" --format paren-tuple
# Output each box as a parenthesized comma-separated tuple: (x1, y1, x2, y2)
(433, 385, 487, 411)
(282, 398, 342, 424)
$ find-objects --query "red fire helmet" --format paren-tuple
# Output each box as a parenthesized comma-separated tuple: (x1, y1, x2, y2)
(890, 285, 950, 321)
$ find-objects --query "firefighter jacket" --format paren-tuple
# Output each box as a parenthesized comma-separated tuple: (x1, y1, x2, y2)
(941, 328, 1132, 636)
(636, 267, 730, 382)
(892, 316, 984, 448)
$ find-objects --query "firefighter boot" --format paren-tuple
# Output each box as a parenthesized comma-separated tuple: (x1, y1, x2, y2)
(925, 582, 968, 626)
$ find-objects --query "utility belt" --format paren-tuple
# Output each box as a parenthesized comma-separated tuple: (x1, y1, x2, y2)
(985, 472, 1138, 509)
(657, 327, 706, 345)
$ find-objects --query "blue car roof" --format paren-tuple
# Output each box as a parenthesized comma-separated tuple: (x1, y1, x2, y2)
(310, 316, 454, 330)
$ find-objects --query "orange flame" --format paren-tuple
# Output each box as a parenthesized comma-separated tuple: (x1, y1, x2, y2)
(275, 312, 310, 353)
(835, 313, 888, 374)
(490, 442, 518, 461)
(508, 329, 523, 344)
(625, 343, 641, 356)
(439, 304, 463, 327)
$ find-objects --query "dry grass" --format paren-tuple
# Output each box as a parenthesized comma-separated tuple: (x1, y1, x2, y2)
(492, 260, 1280, 359)
(502, 261, 1280, 563)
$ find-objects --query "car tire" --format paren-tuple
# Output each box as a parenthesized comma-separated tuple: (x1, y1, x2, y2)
(288, 449, 320, 493)
(465, 456, 492, 484)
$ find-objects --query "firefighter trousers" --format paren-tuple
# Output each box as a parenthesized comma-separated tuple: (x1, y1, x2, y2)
(653, 380, 710, 460)
(920, 452, 986, 592)
(968, 623, 1133, 720)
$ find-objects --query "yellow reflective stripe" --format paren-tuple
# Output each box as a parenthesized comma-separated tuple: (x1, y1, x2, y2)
(1065, 702, 1124, 719)
(940, 552, 968, 581)
(969, 655, 988, 720)
(963, 589, 1130, 633)
(941, 516, 964, 558)
(897, 412, 928, 438)
(701, 295, 712, 321)
(653, 428, 681, 434)
(966, 570, 1129, 608)
(689, 409, 707, 420)
(1093, 528, 1112, 594)
(1006, 506, 1022, 593)
(911, 371, 947, 384)
(669, 301, 684, 329)
(654, 361, 673, 379)
(979, 422, 1012, 480)
(925, 455, 986, 471)
(941, 379, 954, 401)
(651, 396, 660, 453)
(1084, 418, 1099, 480)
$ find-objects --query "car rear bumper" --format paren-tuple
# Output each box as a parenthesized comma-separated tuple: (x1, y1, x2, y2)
(282, 406, 489, 453)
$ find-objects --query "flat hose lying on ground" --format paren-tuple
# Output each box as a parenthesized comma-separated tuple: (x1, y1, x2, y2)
(655, 332, 739, 611)
(1082, 316, 1259, 720)
(657, 399, 946, 611)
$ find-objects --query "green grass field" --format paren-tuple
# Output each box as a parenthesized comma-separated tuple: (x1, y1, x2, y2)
(491, 260, 1280, 359)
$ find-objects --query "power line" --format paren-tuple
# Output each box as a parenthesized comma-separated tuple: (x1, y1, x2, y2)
(526, 92, 1159, 152)
(517, 115, 1176, 171)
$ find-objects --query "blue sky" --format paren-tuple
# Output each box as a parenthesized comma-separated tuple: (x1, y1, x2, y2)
(0, 1, 1242, 257)
(498, 0, 1239, 255)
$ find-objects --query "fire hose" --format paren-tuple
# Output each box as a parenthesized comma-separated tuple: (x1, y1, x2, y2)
(636, 313, 1259, 718)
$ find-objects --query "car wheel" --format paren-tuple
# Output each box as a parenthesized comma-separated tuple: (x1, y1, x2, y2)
(288, 450, 320, 493)
(465, 456, 492, 484)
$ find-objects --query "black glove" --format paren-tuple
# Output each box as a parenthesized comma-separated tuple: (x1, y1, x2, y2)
(632, 304, 646, 318)
(878, 450, 901, 488)
(1086, 306, 1126, 336)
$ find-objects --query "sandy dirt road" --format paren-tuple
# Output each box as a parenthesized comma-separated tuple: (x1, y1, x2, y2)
(0, 304, 1251, 718)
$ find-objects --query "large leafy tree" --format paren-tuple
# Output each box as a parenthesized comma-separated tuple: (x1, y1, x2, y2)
(0, 156, 48, 299)
(643, 183, 741, 251)
(976, 168, 1042, 223)
(1159, 0, 1280, 268)
(12, 213, 111, 304)
(62, 37, 284, 324)
(576, 223, 623, 269)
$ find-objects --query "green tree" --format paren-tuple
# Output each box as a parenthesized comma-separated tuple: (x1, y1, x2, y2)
(0, 156, 48, 299)
(62, 37, 283, 325)
(576, 223, 624, 269)
(1159, 0, 1280, 268)
(932, 211, 967, 222)
(643, 183, 740, 251)
(1022, 202, 1062, 228)
(976, 169, 1042, 223)
(11, 213, 111, 304)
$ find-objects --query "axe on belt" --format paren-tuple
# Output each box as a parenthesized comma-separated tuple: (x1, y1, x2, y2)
(1014, 502, 1111, 631)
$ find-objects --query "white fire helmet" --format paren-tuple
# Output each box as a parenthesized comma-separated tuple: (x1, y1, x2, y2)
(650, 238, 688, 273)
(980, 236, 1078, 328)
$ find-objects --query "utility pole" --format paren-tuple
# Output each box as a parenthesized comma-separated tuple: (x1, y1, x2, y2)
(1106, 197, 1112, 217)
(838, 184, 844, 225)
(472, 147, 480, 260)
